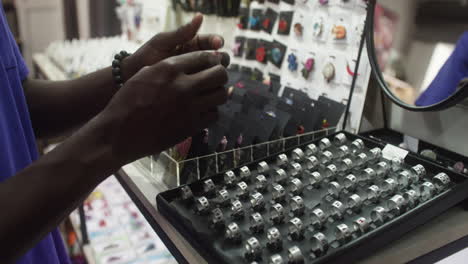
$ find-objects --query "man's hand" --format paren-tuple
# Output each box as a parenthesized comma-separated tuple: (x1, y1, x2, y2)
(102, 50, 230, 164)
(122, 14, 224, 81)
(25, 14, 222, 139)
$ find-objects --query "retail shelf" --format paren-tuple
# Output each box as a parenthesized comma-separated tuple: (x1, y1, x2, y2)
(32, 53, 68, 81)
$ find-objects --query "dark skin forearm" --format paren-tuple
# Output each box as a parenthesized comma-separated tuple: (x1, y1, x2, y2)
(24, 59, 136, 139)
(0, 112, 121, 263)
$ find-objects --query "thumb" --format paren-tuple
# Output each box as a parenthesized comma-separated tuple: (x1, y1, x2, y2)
(157, 13, 203, 48)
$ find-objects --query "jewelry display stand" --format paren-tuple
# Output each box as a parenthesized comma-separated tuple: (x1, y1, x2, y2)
(141, 127, 336, 188)
(156, 131, 468, 264)
(142, 0, 371, 189)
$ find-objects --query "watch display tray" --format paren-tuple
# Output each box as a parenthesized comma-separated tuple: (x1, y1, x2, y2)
(156, 131, 468, 264)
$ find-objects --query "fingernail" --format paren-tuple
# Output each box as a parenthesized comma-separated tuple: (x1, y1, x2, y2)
(193, 12, 203, 22)
(209, 52, 222, 65)
(213, 36, 224, 49)
(220, 52, 230, 68)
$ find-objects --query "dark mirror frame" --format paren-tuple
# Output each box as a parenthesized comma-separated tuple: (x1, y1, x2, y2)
(367, 0, 468, 112)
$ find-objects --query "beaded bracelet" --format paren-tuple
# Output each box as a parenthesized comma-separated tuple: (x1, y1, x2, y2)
(111, 50, 131, 89)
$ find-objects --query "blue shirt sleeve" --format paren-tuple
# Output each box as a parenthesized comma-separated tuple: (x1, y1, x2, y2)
(416, 32, 468, 106)
(6, 23, 29, 81)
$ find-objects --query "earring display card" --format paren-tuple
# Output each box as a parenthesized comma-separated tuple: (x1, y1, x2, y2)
(277, 11, 294, 35)
(162, 0, 376, 188)
(256, 40, 270, 64)
(262, 8, 279, 34)
(268, 41, 287, 69)
(238, 8, 250, 30)
(250, 9, 264, 31)
(246, 39, 259, 60)
(233, 37, 246, 57)
(157, 132, 468, 264)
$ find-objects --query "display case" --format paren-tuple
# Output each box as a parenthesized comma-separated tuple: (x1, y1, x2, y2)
(155, 131, 468, 264)
(142, 127, 337, 188)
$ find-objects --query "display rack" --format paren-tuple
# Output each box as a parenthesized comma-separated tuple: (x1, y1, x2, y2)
(156, 131, 468, 264)
(117, 140, 468, 264)
(144, 127, 337, 188)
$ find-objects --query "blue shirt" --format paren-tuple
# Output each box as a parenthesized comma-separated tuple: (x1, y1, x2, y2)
(1, 4, 69, 264)
(416, 32, 468, 106)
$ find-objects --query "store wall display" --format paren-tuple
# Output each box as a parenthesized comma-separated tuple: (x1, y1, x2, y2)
(70, 176, 175, 263)
(173, 0, 242, 17)
(157, 132, 468, 264)
(229, 0, 372, 135)
(174, 70, 346, 182)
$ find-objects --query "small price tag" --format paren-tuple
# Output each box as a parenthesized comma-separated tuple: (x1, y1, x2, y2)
(382, 144, 409, 161)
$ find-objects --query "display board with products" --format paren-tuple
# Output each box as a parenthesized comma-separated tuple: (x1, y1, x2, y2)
(156, 132, 468, 264)
(229, 0, 372, 133)
(158, 0, 372, 187)
(172, 0, 242, 17)
(70, 176, 176, 264)
(168, 69, 344, 185)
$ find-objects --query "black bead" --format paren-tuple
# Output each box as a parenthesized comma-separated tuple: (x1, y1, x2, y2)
(112, 67, 121, 76)
(120, 50, 128, 56)
(112, 60, 121, 68)
(114, 75, 122, 83)
(114, 53, 122, 60)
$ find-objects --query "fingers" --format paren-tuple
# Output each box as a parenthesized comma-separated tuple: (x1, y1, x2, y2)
(184, 34, 224, 52)
(152, 13, 204, 49)
(193, 88, 228, 111)
(163, 51, 229, 75)
(188, 64, 229, 95)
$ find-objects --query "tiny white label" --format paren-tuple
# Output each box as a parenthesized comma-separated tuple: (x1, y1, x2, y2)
(382, 144, 409, 161)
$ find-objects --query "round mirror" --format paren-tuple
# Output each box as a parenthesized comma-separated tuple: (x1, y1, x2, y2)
(367, 0, 468, 111)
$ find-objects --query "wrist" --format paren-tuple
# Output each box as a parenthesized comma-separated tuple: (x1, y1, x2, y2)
(121, 53, 141, 82)
(54, 112, 124, 182)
